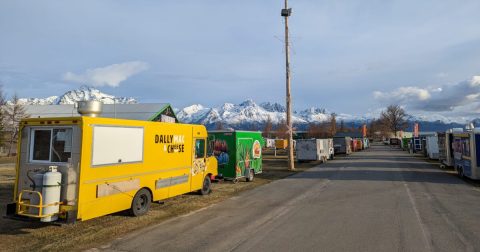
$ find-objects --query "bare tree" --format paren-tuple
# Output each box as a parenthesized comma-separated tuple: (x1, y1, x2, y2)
(275, 120, 289, 139)
(0, 86, 6, 148)
(262, 116, 273, 138)
(307, 123, 320, 138)
(329, 113, 337, 136)
(307, 122, 330, 138)
(379, 105, 408, 137)
(4, 93, 29, 156)
(339, 120, 345, 133)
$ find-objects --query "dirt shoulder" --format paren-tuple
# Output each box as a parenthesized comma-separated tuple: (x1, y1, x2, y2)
(0, 154, 321, 251)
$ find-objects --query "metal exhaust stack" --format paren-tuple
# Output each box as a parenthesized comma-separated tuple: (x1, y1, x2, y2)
(77, 100, 103, 117)
(466, 122, 475, 131)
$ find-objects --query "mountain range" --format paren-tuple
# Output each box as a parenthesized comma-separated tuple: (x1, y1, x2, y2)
(12, 86, 466, 131)
(176, 100, 363, 129)
(12, 85, 137, 105)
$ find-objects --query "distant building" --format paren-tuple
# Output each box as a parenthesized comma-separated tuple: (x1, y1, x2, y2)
(24, 103, 178, 123)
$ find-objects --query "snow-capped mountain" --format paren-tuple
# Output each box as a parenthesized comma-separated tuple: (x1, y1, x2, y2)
(176, 99, 337, 127)
(175, 99, 471, 131)
(12, 85, 137, 105)
(10, 86, 470, 131)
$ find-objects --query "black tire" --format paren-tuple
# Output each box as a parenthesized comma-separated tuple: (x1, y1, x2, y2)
(457, 167, 464, 178)
(199, 175, 211, 195)
(246, 169, 254, 182)
(130, 188, 151, 217)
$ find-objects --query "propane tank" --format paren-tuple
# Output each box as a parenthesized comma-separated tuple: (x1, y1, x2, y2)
(29, 173, 44, 215)
(41, 166, 62, 222)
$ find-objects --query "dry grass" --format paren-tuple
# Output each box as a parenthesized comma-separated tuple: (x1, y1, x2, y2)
(0, 152, 320, 251)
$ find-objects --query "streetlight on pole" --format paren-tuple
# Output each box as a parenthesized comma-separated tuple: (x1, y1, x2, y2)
(281, 1, 295, 171)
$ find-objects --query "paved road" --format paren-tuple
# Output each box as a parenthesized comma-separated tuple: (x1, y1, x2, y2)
(101, 144, 480, 252)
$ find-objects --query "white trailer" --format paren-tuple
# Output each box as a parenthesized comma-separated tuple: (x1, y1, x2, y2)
(265, 138, 276, 148)
(440, 128, 462, 167)
(296, 139, 330, 162)
(326, 138, 334, 160)
(425, 135, 439, 159)
(452, 130, 480, 179)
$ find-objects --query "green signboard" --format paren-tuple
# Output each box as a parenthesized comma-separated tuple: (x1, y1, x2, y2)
(208, 131, 263, 181)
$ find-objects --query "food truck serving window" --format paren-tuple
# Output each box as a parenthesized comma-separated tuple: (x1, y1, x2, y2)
(91, 126, 144, 166)
(30, 128, 73, 163)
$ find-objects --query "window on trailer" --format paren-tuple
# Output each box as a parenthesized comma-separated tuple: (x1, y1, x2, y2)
(462, 137, 470, 157)
(30, 128, 73, 163)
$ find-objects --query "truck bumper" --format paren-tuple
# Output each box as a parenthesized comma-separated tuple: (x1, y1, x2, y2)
(213, 174, 224, 181)
(3, 202, 78, 224)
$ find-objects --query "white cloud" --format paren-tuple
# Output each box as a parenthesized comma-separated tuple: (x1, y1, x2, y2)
(373, 75, 480, 113)
(469, 75, 480, 87)
(63, 61, 149, 87)
(373, 86, 431, 102)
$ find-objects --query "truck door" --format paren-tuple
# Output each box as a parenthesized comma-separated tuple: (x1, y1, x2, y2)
(191, 138, 206, 191)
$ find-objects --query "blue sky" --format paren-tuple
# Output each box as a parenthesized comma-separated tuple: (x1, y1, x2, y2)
(2, 1, 480, 120)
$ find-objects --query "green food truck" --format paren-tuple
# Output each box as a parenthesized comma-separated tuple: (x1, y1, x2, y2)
(208, 130, 263, 183)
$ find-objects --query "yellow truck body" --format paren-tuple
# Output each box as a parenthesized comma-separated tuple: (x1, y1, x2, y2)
(8, 116, 218, 222)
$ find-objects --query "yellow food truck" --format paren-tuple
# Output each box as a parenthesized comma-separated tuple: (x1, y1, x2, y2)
(6, 113, 218, 223)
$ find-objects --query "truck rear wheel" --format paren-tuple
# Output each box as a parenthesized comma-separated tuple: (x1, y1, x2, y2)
(130, 188, 151, 217)
(199, 176, 211, 195)
(246, 169, 254, 182)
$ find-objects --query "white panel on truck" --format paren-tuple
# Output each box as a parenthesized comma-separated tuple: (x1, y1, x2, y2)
(92, 126, 144, 166)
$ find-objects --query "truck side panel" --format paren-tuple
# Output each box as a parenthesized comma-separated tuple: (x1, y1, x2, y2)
(77, 118, 209, 221)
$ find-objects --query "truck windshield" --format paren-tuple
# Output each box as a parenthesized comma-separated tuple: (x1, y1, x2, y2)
(195, 139, 205, 159)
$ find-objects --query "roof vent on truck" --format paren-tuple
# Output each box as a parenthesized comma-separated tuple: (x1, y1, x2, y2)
(465, 123, 475, 132)
(77, 100, 103, 117)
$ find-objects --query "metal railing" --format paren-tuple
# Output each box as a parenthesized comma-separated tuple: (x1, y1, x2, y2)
(17, 190, 62, 218)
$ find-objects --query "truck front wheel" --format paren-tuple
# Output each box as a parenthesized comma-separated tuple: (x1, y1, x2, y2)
(199, 176, 211, 195)
(130, 188, 151, 217)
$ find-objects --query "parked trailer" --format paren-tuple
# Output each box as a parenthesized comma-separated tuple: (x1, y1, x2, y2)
(351, 139, 362, 152)
(390, 138, 401, 146)
(296, 139, 330, 162)
(425, 135, 440, 160)
(265, 138, 276, 148)
(355, 139, 363, 151)
(6, 116, 218, 223)
(452, 130, 480, 179)
(333, 137, 352, 155)
(401, 138, 412, 151)
(208, 131, 262, 183)
(438, 133, 447, 165)
(275, 139, 288, 149)
(439, 129, 462, 168)
(327, 138, 335, 159)
(362, 138, 369, 149)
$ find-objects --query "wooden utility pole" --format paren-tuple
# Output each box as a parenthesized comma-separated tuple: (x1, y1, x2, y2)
(282, 0, 295, 171)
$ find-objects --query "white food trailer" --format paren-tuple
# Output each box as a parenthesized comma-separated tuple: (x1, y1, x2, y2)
(425, 135, 439, 159)
(296, 139, 330, 162)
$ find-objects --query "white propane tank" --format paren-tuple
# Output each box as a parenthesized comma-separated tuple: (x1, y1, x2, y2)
(41, 166, 62, 222)
(29, 173, 44, 215)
